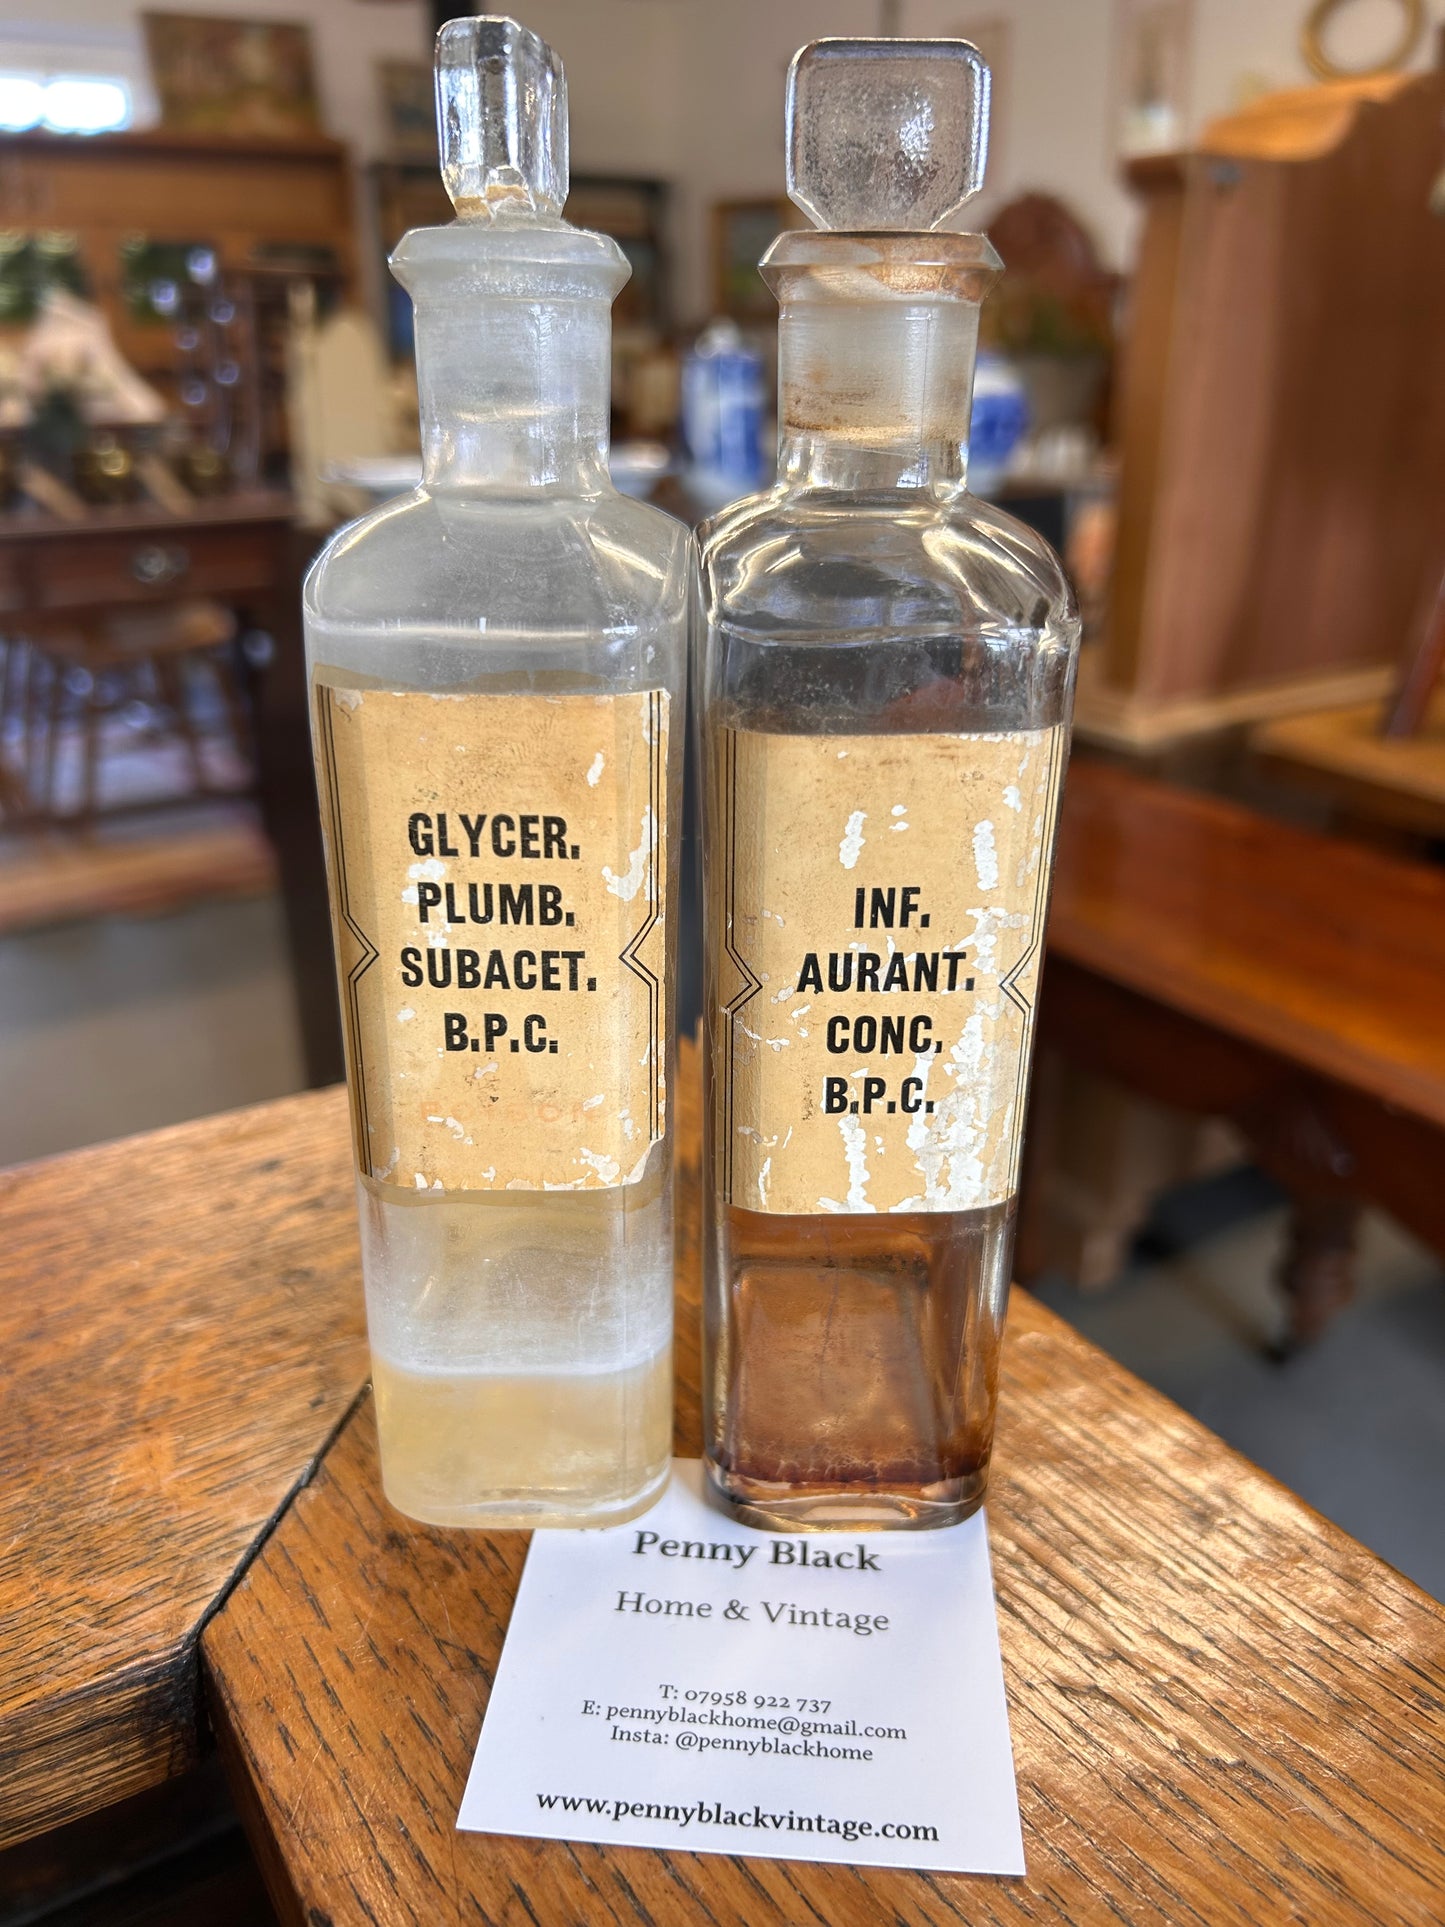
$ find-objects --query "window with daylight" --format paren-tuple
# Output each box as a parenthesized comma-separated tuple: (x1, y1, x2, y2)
(0, 71, 132, 134)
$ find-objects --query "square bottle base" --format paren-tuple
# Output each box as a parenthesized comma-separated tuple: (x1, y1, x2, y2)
(704, 1456, 988, 1532)
(381, 1458, 671, 1531)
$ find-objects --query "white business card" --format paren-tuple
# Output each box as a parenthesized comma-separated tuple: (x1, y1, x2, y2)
(457, 1460, 1024, 1875)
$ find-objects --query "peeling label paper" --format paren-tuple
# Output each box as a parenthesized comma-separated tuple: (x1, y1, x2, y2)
(315, 684, 668, 1192)
(711, 725, 1064, 1216)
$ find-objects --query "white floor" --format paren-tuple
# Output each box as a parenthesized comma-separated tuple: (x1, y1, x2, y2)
(0, 891, 305, 1167)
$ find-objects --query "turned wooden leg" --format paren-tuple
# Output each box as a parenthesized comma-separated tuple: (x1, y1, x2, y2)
(1276, 1194, 1360, 1353)
(78, 669, 104, 829)
(40, 655, 67, 822)
(214, 649, 254, 775)
(157, 656, 209, 797)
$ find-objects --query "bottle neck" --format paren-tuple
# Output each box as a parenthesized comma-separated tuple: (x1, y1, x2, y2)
(414, 294, 612, 492)
(776, 294, 981, 493)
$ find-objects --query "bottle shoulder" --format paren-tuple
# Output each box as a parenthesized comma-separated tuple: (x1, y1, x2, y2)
(698, 486, 1077, 641)
(305, 486, 693, 633)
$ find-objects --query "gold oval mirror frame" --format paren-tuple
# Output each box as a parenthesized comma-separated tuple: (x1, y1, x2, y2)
(1301, 0, 1425, 81)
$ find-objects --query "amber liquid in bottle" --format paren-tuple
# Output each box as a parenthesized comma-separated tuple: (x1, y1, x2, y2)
(708, 1200, 1013, 1524)
(698, 40, 1078, 1532)
(702, 666, 1069, 1533)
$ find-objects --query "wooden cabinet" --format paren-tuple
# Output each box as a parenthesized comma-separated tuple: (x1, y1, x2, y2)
(1101, 68, 1445, 739)
(0, 495, 292, 622)
(0, 127, 359, 474)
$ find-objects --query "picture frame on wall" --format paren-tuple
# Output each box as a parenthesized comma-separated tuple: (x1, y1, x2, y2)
(711, 199, 797, 323)
(567, 177, 670, 333)
(142, 12, 322, 139)
(378, 60, 436, 165)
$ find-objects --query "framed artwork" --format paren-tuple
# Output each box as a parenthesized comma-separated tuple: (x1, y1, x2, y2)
(568, 177, 669, 332)
(712, 199, 797, 323)
(378, 60, 435, 164)
(1114, 0, 1193, 157)
(142, 12, 322, 139)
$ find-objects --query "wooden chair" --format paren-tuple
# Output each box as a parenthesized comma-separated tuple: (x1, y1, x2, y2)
(11, 598, 248, 825)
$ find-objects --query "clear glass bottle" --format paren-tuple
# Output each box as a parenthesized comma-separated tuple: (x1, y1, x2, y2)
(699, 38, 1080, 1530)
(305, 18, 690, 1529)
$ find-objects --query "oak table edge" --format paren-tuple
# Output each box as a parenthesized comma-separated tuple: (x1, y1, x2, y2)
(199, 1279, 1445, 1925)
(0, 1085, 364, 1850)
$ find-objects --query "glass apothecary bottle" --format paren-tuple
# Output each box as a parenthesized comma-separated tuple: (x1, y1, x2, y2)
(306, 17, 690, 1529)
(699, 38, 1080, 1530)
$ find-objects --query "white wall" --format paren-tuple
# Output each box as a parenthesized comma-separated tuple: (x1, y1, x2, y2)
(904, 0, 1136, 259)
(524, 0, 1443, 319)
(10, 0, 1440, 321)
(497, 0, 686, 178)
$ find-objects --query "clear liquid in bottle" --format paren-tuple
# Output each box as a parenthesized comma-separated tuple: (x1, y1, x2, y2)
(306, 20, 690, 1528)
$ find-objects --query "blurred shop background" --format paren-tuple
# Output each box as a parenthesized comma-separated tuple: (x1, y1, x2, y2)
(2, 0, 1444, 1615)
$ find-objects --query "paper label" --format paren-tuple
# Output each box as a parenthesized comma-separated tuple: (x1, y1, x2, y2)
(712, 725, 1064, 1216)
(314, 683, 668, 1193)
(457, 1460, 1024, 1875)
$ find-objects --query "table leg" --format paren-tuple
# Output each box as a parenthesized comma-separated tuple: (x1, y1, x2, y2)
(1276, 1193, 1360, 1354)
(1035, 964, 1397, 1349)
(241, 528, 344, 1088)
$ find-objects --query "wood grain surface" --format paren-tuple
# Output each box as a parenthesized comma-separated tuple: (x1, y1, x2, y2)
(203, 1041, 1445, 1925)
(1049, 761, 1445, 1130)
(1106, 67, 1445, 711)
(1253, 693, 1445, 842)
(0, 1088, 366, 1849)
(0, 815, 276, 939)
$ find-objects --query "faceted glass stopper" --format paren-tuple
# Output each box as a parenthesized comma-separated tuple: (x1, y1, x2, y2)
(436, 15, 568, 219)
(786, 37, 990, 233)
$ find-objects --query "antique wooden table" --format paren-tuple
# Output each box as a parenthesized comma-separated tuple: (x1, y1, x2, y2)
(1033, 758, 1445, 1342)
(0, 1091, 365, 1851)
(1252, 693, 1445, 843)
(201, 1059, 1445, 1924)
(5, 1044, 1445, 1922)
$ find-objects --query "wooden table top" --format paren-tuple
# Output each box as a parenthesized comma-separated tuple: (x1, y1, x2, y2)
(1252, 695, 1445, 840)
(1050, 759, 1445, 1129)
(201, 1044, 1445, 1926)
(0, 490, 295, 545)
(0, 1089, 366, 1849)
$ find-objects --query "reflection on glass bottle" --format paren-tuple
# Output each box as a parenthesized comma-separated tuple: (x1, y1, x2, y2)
(305, 18, 690, 1529)
(699, 38, 1080, 1531)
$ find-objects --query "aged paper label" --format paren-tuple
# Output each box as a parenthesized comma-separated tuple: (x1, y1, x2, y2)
(315, 684, 668, 1193)
(712, 725, 1064, 1216)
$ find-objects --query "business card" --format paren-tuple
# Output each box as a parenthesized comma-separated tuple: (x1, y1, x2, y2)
(457, 1460, 1024, 1875)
